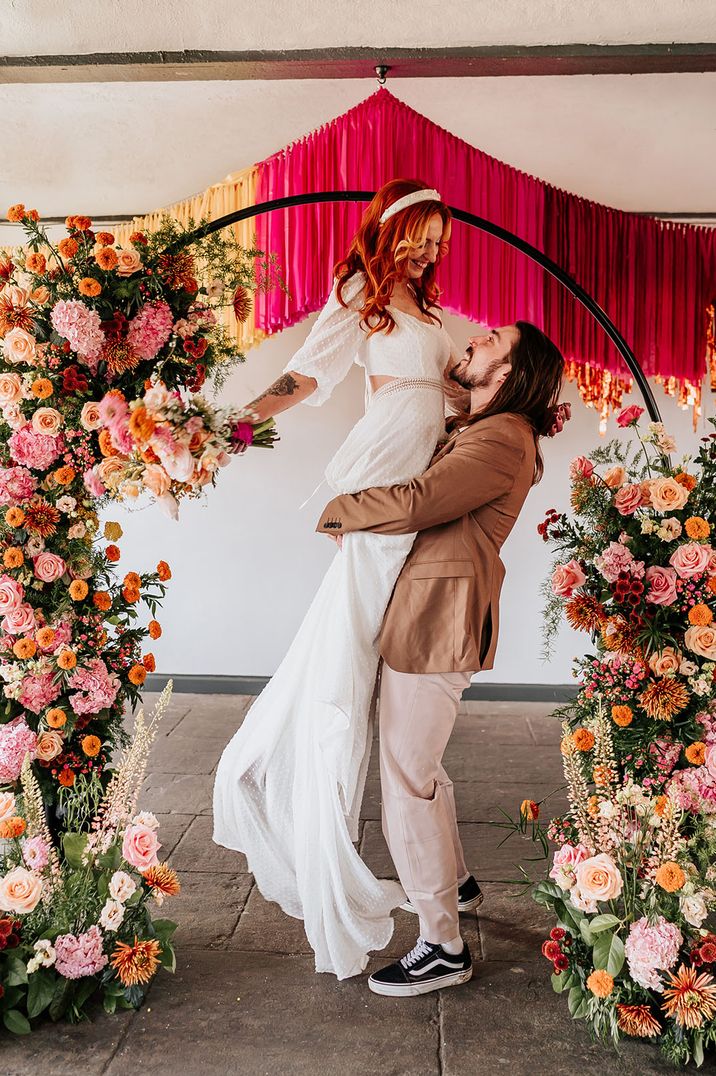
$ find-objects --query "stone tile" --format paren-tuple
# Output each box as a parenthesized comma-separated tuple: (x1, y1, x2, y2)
(450, 711, 534, 745)
(130, 691, 193, 734)
(360, 773, 383, 820)
(139, 772, 213, 815)
(170, 695, 252, 738)
(148, 733, 228, 775)
(459, 700, 559, 720)
(528, 712, 564, 745)
(172, 872, 253, 949)
(173, 814, 248, 873)
(441, 960, 686, 1076)
(227, 884, 312, 955)
(0, 1009, 135, 1075)
(106, 950, 440, 1076)
(441, 741, 565, 785)
(451, 780, 568, 824)
(154, 812, 196, 857)
(476, 883, 554, 962)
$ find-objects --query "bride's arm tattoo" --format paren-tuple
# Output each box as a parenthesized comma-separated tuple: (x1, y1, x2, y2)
(251, 373, 300, 405)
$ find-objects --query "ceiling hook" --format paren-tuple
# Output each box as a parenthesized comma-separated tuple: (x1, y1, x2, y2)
(375, 64, 390, 86)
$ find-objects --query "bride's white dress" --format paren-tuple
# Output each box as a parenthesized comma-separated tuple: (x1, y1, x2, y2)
(213, 274, 458, 978)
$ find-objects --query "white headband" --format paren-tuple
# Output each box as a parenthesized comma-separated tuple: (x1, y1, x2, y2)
(378, 188, 442, 225)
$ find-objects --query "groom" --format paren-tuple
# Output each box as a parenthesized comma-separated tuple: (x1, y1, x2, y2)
(317, 321, 567, 996)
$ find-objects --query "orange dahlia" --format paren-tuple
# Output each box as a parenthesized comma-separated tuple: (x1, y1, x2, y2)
(142, 863, 181, 902)
(587, 969, 614, 998)
(3, 547, 23, 568)
(639, 679, 690, 721)
(57, 649, 77, 671)
(573, 728, 595, 752)
(111, 937, 162, 987)
(0, 817, 26, 839)
(35, 626, 55, 648)
(5, 507, 25, 528)
(655, 861, 686, 892)
(23, 498, 60, 538)
(0, 291, 35, 336)
(616, 1004, 661, 1038)
(30, 378, 53, 399)
(57, 237, 78, 259)
(25, 252, 46, 274)
(78, 277, 102, 298)
(685, 741, 707, 766)
(12, 638, 36, 660)
(601, 615, 641, 656)
(674, 472, 698, 491)
(69, 579, 89, 601)
(95, 247, 118, 271)
(565, 593, 606, 633)
(46, 707, 67, 729)
(611, 704, 633, 727)
(688, 604, 713, 627)
(93, 591, 112, 612)
(157, 250, 195, 290)
(661, 966, 716, 1029)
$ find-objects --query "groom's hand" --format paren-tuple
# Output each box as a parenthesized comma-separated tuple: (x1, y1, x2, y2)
(547, 402, 571, 437)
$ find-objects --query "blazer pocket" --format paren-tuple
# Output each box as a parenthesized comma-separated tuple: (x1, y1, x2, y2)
(408, 560, 474, 579)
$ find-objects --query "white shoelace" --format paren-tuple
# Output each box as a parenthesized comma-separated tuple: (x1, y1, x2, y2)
(400, 937, 433, 969)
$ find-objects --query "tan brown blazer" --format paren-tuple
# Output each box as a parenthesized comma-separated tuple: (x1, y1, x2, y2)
(315, 412, 537, 674)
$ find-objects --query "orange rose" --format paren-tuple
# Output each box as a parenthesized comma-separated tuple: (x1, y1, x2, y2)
(116, 249, 143, 277)
(26, 252, 46, 274)
(655, 861, 686, 892)
(78, 277, 102, 298)
(684, 625, 716, 661)
(5, 507, 25, 527)
(30, 378, 53, 399)
(128, 663, 147, 686)
(156, 560, 171, 582)
(124, 571, 141, 588)
(611, 705, 633, 727)
(122, 585, 140, 603)
(686, 742, 706, 766)
(46, 707, 67, 729)
(93, 591, 112, 612)
(95, 232, 115, 247)
(35, 626, 55, 648)
(685, 516, 711, 540)
(12, 638, 36, 659)
(54, 465, 76, 486)
(650, 477, 690, 514)
(81, 735, 102, 757)
(573, 728, 595, 752)
(142, 653, 156, 672)
(106, 544, 121, 562)
(7, 204, 25, 223)
(602, 465, 626, 489)
(58, 767, 75, 787)
(3, 548, 23, 569)
(148, 619, 162, 640)
(95, 247, 118, 271)
(69, 579, 89, 601)
(35, 730, 64, 762)
(57, 237, 78, 258)
(57, 648, 77, 670)
(688, 604, 714, 627)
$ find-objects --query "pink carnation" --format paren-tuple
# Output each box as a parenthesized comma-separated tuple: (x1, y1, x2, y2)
(8, 425, 62, 471)
(21, 836, 49, 871)
(594, 541, 644, 583)
(0, 717, 37, 782)
(126, 301, 173, 361)
(50, 300, 104, 362)
(68, 657, 120, 715)
(54, 925, 108, 979)
(19, 670, 61, 715)
(0, 466, 37, 506)
(624, 916, 683, 992)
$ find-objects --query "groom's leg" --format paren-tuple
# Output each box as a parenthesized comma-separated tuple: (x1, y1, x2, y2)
(379, 662, 472, 945)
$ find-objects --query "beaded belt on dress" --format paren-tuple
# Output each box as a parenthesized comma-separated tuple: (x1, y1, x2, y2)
(371, 377, 444, 402)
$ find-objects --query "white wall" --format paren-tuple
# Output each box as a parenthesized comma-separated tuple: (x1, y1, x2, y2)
(112, 312, 713, 685)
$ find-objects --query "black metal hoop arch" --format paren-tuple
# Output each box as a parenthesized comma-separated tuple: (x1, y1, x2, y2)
(171, 190, 662, 422)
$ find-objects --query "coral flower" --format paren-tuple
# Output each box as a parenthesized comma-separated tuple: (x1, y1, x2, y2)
(54, 466, 76, 486)
(0, 816, 26, 839)
(128, 664, 147, 686)
(639, 679, 690, 721)
(69, 580, 89, 601)
(58, 767, 75, 787)
(35, 626, 55, 648)
(5, 507, 25, 528)
(57, 649, 77, 671)
(23, 499, 60, 538)
(520, 799, 539, 821)
(122, 584, 140, 604)
(148, 619, 162, 640)
(12, 638, 36, 660)
(616, 1004, 661, 1038)
(111, 936, 162, 987)
(81, 735, 101, 758)
(573, 728, 595, 752)
(565, 593, 606, 633)
(142, 863, 181, 903)
(688, 604, 713, 627)
(3, 548, 23, 569)
(611, 704, 634, 727)
(78, 277, 102, 298)
(685, 741, 706, 766)
(586, 969, 614, 997)
(46, 708, 67, 729)
(685, 516, 711, 540)
(156, 561, 171, 582)
(661, 966, 716, 1029)
(93, 591, 112, 612)
(95, 247, 118, 271)
(30, 378, 52, 400)
(105, 544, 121, 562)
(655, 861, 686, 892)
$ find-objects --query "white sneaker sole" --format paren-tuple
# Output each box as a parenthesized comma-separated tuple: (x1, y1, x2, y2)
(368, 966, 473, 997)
(400, 891, 484, 915)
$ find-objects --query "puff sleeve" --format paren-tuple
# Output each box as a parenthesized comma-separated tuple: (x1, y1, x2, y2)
(282, 273, 367, 407)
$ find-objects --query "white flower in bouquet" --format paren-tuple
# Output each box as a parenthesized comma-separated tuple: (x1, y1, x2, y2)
(641, 518, 656, 535)
(108, 869, 137, 904)
(681, 892, 709, 927)
(99, 898, 125, 932)
(132, 811, 159, 830)
(679, 658, 699, 677)
(27, 939, 56, 974)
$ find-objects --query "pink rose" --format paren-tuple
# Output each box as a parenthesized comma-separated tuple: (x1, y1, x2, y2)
(33, 552, 66, 583)
(569, 456, 593, 480)
(121, 823, 161, 871)
(79, 401, 102, 431)
(603, 465, 626, 489)
(644, 566, 678, 606)
(0, 574, 23, 615)
(684, 625, 716, 661)
(614, 484, 643, 516)
(2, 601, 36, 636)
(551, 559, 586, 598)
(616, 404, 644, 427)
(0, 372, 22, 406)
(705, 745, 716, 780)
(0, 866, 43, 914)
(574, 852, 623, 903)
(2, 327, 36, 366)
(549, 842, 590, 890)
(669, 542, 713, 580)
(116, 249, 142, 277)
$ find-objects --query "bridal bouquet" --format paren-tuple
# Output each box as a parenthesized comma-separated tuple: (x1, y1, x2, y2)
(0, 688, 179, 1033)
(530, 406, 716, 1067)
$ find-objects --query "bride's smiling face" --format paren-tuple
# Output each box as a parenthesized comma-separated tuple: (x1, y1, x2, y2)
(398, 213, 446, 281)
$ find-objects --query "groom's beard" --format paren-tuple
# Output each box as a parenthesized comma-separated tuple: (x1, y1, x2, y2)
(450, 348, 504, 391)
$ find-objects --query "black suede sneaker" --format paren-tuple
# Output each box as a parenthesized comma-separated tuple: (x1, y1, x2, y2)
(368, 937, 472, 997)
(400, 875, 484, 915)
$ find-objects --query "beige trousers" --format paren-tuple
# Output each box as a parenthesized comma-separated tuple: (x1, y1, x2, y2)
(378, 661, 473, 945)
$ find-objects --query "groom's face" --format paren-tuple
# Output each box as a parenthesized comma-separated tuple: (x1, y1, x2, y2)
(450, 325, 519, 392)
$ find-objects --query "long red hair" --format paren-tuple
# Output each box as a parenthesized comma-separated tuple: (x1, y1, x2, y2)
(334, 179, 451, 336)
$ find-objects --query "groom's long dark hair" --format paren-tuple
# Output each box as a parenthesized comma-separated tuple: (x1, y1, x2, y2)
(448, 321, 565, 483)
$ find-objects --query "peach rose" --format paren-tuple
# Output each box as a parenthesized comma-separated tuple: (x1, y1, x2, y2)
(121, 822, 161, 871)
(79, 401, 102, 431)
(97, 457, 126, 489)
(670, 542, 713, 580)
(33, 551, 66, 583)
(649, 647, 682, 677)
(31, 406, 62, 436)
(603, 465, 626, 489)
(0, 865, 43, 914)
(0, 791, 16, 822)
(3, 327, 36, 366)
(614, 484, 643, 516)
(650, 477, 689, 514)
(2, 402, 24, 430)
(31, 285, 50, 305)
(142, 464, 171, 498)
(35, 730, 64, 762)
(551, 559, 586, 598)
(684, 625, 716, 661)
(0, 372, 22, 406)
(115, 249, 142, 277)
(574, 852, 623, 904)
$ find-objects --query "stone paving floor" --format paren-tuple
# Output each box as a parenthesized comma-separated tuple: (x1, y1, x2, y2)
(3, 693, 715, 1076)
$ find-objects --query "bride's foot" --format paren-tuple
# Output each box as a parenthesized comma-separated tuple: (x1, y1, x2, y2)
(400, 874, 484, 915)
(368, 937, 472, 997)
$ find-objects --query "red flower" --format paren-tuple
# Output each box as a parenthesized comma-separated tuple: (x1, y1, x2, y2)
(550, 927, 566, 942)
(616, 404, 645, 428)
(62, 365, 90, 394)
(541, 939, 561, 961)
(553, 954, 569, 972)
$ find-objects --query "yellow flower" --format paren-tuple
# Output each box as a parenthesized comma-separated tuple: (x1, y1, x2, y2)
(104, 521, 123, 541)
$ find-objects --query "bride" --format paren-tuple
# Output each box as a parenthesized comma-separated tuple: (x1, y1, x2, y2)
(213, 179, 462, 979)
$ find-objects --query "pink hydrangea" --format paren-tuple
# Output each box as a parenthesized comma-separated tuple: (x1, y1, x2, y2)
(68, 658, 120, 715)
(54, 925, 108, 979)
(19, 670, 61, 715)
(21, 836, 49, 871)
(50, 300, 104, 362)
(668, 766, 716, 814)
(0, 466, 37, 506)
(624, 916, 683, 992)
(594, 541, 645, 583)
(549, 842, 590, 890)
(127, 301, 173, 361)
(7, 425, 62, 471)
(0, 717, 37, 782)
